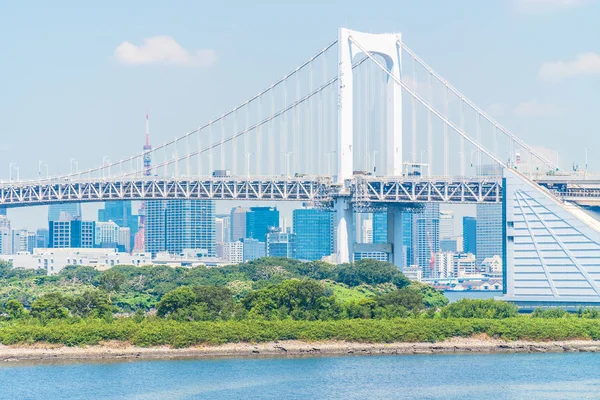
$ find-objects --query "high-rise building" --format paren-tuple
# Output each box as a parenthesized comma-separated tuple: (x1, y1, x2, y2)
(266, 230, 296, 258)
(118, 227, 131, 253)
(95, 221, 120, 247)
(476, 204, 503, 267)
(49, 217, 95, 249)
(246, 207, 279, 241)
(26, 232, 36, 253)
(230, 207, 249, 242)
(439, 210, 457, 252)
(439, 211, 454, 239)
(463, 216, 477, 255)
(373, 212, 387, 244)
(361, 218, 373, 243)
(98, 201, 138, 251)
(215, 214, 231, 244)
(48, 203, 82, 222)
(36, 228, 49, 249)
(11, 229, 30, 254)
(372, 210, 413, 267)
(293, 208, 334, 261)
(165, 200, 215, 256)
(0, 215, 11, 255)
(402, 211, 414, 266)
(144, 200, 166, 256)
(415, 203, 440, 277)
(434, 252, 455, 278)
(241, 238, 266, 262)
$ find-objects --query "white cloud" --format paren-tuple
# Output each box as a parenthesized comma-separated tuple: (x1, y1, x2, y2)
(516, 0, 590, 12)
(514, 99, 560, 116)
(539, 53, 600, 81)
(487, 103, 506, 117)
(114, 36, 217, 67)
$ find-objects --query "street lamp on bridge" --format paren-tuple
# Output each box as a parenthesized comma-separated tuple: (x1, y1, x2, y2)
(282, 151, 294, 177)
(8, 163, 19, 182)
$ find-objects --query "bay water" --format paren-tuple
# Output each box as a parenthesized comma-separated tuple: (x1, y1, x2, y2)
(0, 352, 597, 399)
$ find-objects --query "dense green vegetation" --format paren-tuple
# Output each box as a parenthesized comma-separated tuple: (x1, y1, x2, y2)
(1, 258, 600, 347)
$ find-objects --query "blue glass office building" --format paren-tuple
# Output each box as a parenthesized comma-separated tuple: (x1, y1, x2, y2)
(293, 209, 333, 261)
(48, 203, 82, 222)
(463, 216, 477, 255)
(246, 207, 279, 241)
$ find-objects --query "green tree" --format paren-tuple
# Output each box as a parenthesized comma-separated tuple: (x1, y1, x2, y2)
(59, 265, 100, 285)
(242, 279, 340, 320)
(156, 286, 196, 318)
(30, 293, 70, 320)
(4, 299, 27, 319)
(70, 290, 113, 318)
(334, 259, 410, 288)
(97, 270, 126, 293)
(375, 286, 425, 317)
(440, 299, 518, 319)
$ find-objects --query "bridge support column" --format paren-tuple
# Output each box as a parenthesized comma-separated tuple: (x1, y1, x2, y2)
(335, 197, 354, 264)
(387, 207, 404, 270)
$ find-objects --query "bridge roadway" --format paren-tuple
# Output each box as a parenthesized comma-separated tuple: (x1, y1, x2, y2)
(0, 174, 597, 209)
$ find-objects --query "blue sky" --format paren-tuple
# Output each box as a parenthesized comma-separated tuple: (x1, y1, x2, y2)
(2, 0, 600, 229)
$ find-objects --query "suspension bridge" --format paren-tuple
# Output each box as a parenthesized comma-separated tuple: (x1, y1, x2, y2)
(3, 28, 600, 306)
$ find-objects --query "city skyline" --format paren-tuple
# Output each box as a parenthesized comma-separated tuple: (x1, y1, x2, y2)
(3, 0, 600, 228)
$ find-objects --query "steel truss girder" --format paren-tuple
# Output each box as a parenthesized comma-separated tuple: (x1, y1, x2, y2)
(3, 176, 591, 209)
(355, 178, 503, 204)
(0, 179, 332, 208)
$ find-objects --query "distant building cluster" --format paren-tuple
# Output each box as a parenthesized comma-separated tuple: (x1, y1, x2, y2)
(0, 199, 504, 285)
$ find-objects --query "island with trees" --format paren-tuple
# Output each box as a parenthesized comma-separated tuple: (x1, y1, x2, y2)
(0, 258, 599, 358)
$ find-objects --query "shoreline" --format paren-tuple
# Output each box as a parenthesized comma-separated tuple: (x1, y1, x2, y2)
(2, 338, 600, 363)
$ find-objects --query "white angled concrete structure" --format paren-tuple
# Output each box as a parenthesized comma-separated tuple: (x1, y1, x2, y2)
(503, 169, 600, 306)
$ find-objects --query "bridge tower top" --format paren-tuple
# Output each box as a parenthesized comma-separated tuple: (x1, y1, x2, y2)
(337, 28, 402, 183)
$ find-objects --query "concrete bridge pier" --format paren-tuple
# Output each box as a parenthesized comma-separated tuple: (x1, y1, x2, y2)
(386, 206, 405, 270)
(334, 197, 354, 264)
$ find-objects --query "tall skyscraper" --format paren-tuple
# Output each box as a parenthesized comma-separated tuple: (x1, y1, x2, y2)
(215, 214, 231, 244)
(463, 216, 477, 255)
(293, 208, 334, 261)
(145, 200, 166, 256)
(145, 200, 215, 257)
(0, 215, 11, 255)
(48, 203, 82, 222)
(373, 212, 387, 244)
(402, 211, 414, 267)
(230, 207, 249, 241)
(246, 207, 279, 241)
(476, 204, 503, 267)
(439, 210, 457, 252)
(165, 200, 215, 256)
(415, 203, 440, 277)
